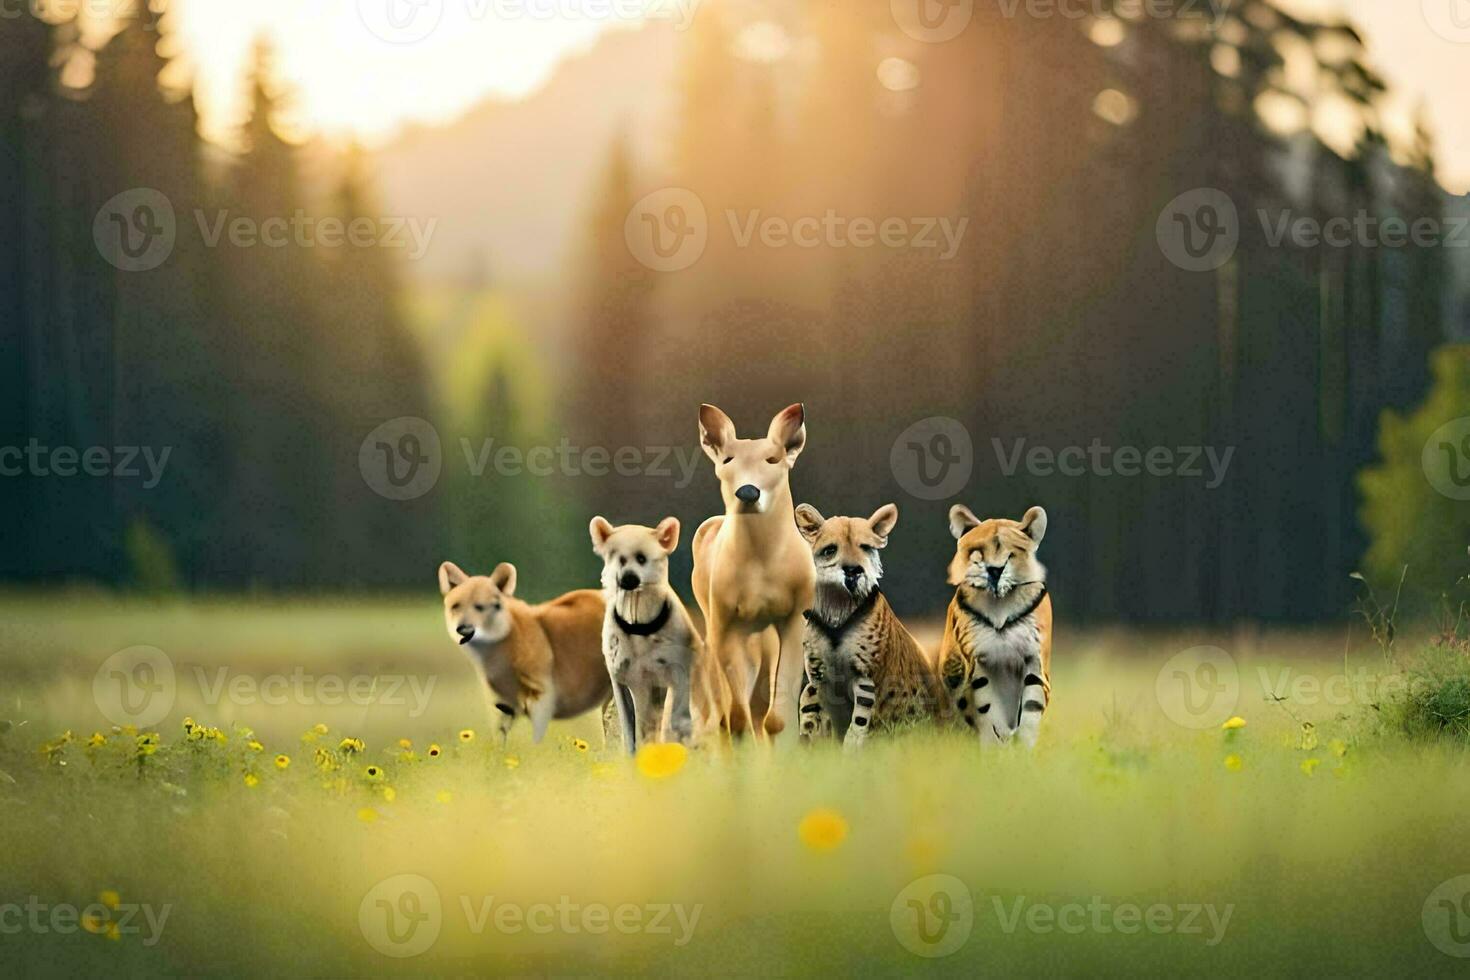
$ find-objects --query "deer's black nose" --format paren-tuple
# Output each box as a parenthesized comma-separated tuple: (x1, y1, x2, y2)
(735, 484, 760, 503)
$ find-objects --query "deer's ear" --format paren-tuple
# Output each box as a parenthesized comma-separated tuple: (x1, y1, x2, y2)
(655, 517, 681, 553)
(699, 404, 737, 463)
(767, 403, 806, 466)
(949, 504, 981, 541)
(868, 503, 898, 543)
(438, 561, 467, 595)
(793, 503, 825, 542)
(589, 516, 615, 553)
(489, 562, 517, 597)
(1019, 506, 1047, 546)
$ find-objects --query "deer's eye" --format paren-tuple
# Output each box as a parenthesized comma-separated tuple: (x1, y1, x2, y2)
(451, 603, 461, 612)
(818, 544, 838, 560)
(766, 456, 781, 465)
(860, 544, 875, 553)
(723, 456, 733, 464)
(474, 605, 485, 613)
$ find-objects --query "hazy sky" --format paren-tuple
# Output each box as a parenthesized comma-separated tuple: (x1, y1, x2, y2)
(156, 0, 1468, 193)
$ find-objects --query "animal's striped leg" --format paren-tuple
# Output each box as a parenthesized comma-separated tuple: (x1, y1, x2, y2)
(493, 700, 517, 747)
(1016, 660, 1048, 749)
(799, 680, 828, 741)
(942, 656, 982, 737)
(842, 672, 877, 751)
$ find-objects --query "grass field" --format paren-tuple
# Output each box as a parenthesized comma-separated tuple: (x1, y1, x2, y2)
(2, 594, 1469, 976)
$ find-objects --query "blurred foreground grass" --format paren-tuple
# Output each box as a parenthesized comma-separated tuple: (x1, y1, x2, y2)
(1, 594, 1468, 976)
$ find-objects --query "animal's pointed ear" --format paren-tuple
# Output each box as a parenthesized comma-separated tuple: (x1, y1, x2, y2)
(793, 503, 824, 542)
(699, 404, 736, 463)
(589, 516, 615, 554)
(767, 403, 806, 466)
(1019, 506, 1047, 545)
(868, 503, 899, 544)
(438, 561, 467, 595)
(655, 516, 681, 553)
(489, 562, 517, 597)
(949, 504, 981, 540)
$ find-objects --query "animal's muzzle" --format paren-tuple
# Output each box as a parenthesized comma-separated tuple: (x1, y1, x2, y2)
(618, 572, 641, 591)
(735, 484, 760, 503)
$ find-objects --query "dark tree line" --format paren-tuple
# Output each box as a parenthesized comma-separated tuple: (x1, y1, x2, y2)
(570, 0, 1451, 623)
(1, 8, 437, 589)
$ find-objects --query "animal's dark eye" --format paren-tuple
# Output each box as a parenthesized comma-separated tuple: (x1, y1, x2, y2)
(474, 604, 485, 613)
(619, 556, 627, 566)
(860, 544, 875, 553)
(451, 603, 461, 612)
(723, 456, 733, 464)
(635, 553, 646, 565)
(492, 602, 502, 612)
(819, 544, 838, 559)
(766, 456, 781, 464)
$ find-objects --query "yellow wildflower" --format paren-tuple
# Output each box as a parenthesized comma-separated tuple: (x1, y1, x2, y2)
(243, 773, 260, 788)
(357, 807, 379, 823)
(364, 765, 384, 781)
(246, 739, 264, 753)
(635, 742, 687, 780)
(81, 911, 108, 934)
(427, 743, 442, 758)
(86, 732, 107, 748)
(799, 808, 849, 852)
(105, 921, 120, 941)
(503, 755, 520, 769)
(1221, 716, 1246, 730)
(312, 723, 329, 735)
(381, 786, 397, 803)
(458, 729, 475, 743)
(1223, 753, 1243, 771)
(397, 738, 413, 750)
(1329, 738, 1348, 758)
(435, 789, 453, 804)
(99, 890, 120, 910)
(1300, 758, 1321, 776)
(274, 755, 290, 770)
(571, 738, 589, 753)
(339, 737, 365, 754)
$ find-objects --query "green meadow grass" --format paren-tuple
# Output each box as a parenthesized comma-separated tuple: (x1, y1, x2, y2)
(1, 595, 1468, 977)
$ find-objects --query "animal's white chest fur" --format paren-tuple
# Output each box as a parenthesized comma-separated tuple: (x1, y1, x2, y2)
(961, 617, 1040, 672)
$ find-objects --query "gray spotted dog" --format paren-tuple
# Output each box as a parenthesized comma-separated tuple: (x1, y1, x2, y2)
(590, 515, 723, 754)
(794, 503, 947, 749)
